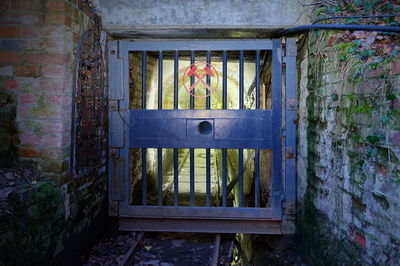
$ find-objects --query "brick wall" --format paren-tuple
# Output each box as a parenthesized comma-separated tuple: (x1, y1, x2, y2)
(0, 0, 99, 180)
(297, 30, 400, 265)
(0, 1, 108, 264)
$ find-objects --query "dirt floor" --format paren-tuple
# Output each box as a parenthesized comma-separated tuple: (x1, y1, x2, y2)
(82, 230, 307, 266)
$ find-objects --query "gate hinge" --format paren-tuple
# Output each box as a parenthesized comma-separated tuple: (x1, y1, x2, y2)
(109, 99, 119, 111)
(110, 147, 121, 159)
(283, 202, 296, 215)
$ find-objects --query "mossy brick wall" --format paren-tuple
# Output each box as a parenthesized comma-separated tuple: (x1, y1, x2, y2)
(0, 171, 107, 265)
(297, 30, 400, 265)
(0, 0, 100, 179)
(0, 1, 107, 264)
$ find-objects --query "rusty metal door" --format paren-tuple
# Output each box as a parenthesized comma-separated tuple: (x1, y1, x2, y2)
(108, 39, 297, 234)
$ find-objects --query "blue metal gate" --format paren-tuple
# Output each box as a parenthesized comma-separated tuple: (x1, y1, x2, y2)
(108, 39, 297, 234)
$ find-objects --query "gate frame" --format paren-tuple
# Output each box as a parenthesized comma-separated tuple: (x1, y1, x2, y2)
(108, 39, 297, 234)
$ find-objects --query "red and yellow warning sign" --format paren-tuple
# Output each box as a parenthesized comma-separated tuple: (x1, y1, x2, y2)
(182, 62, 219, 98)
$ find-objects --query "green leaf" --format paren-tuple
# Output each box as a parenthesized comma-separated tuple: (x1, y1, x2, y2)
(366, 135, 380, 145)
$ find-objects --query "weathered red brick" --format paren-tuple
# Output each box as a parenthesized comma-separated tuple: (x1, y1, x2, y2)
(11, 0, 22, 10)
(4, 79, 19, 89)
(45, 13, 70, 25)
(0, 0, 8, 12)
(0, 51, 20, 63)
(23, 53, 43, 64)
(40, 134, 63, 146)
(20, 147, 40, 158)
(41, 147, 63, 160)
(15, 65, 40, 77)
(23, 0, 44, 11)
(0, 25, 21, 37)
(46, 0, 66, 11)
(19, 93, 37, 104)
(44, 121, 65, 133)
(44, 95, 63, 105)
(43, 54, 69, 65)
(0, 13, 42, 25)
(18, 103, 62, 118)
(22, 26, 40, 38)
(42, 39, 67, 53)
(39, 79, 65, 93)
(390, 60, 400, 76)
(18, 133, 39, 146)
(350, 229, 366, 249)
(42, 66, 65, 78)
(19, 132, 63, 147)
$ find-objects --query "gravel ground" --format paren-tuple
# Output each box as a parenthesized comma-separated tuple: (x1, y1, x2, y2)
(83, 230, 308, 266)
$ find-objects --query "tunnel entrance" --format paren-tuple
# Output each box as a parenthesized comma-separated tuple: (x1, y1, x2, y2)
(108, 39, 297, 234)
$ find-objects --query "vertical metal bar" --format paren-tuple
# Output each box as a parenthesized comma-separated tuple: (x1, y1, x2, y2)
(255, 50, 261, 207)
(222, 149, 227, 207)
(174, 148, 179, 206)
(238, 150, 244, 207)
(206, 51, 211, 207)
(206, 149, 211, 207)
(272, 39, 283, 210)
(141, 51, 147, 206)
(174, 51, 179, 109)
(255, 149, 260, 207)
(285, 38, 297, 208)
(255, 50, 261, 109)
(239, 50, 244, 109)
(158, 50, 163, 109)
(142, 51, 147, 109)
(238, 50, 244, 207)
(173, 51, 179, 206)
(222, 50, 228, 207)
(206, 51, 211, 108)
(141, 148, 147, 206)
(190, 50, 195, 109)
(189, 51, 195, 206)
(222, 51, 227, 109)
(157, 51, 163, 206)
(157, 149, 162, 206)
(190, 149, 195, 206)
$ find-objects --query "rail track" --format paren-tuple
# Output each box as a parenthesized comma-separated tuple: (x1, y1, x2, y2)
(116, 232, 234, 266)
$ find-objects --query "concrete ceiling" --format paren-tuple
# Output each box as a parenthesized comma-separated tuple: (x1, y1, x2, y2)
(92, 0, 311, 39)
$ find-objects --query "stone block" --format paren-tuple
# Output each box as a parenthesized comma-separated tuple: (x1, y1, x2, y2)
(390, 60, 400, 76)
(19, 146, 41, 158)
(352, 114, 371, 127)
(0, 25, 21, 38)
(4, 79, 19, 90)
(0, 51, 20, 64)
(0, 66, 13, 76)
(46, 0, 66, 12)
(42, 66, 66, 79)
(45, 13, 71, 25)
(387, 131, 400, 146)
(18, 93, 37, 104)
(15, 65, 41, 77)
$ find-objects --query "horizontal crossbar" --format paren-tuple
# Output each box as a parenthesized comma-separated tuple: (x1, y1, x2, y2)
(128, 109, 272, 149)
(123, 40, 273, 51)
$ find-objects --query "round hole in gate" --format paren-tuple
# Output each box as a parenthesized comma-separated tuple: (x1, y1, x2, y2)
(198, 121, 212, 135)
